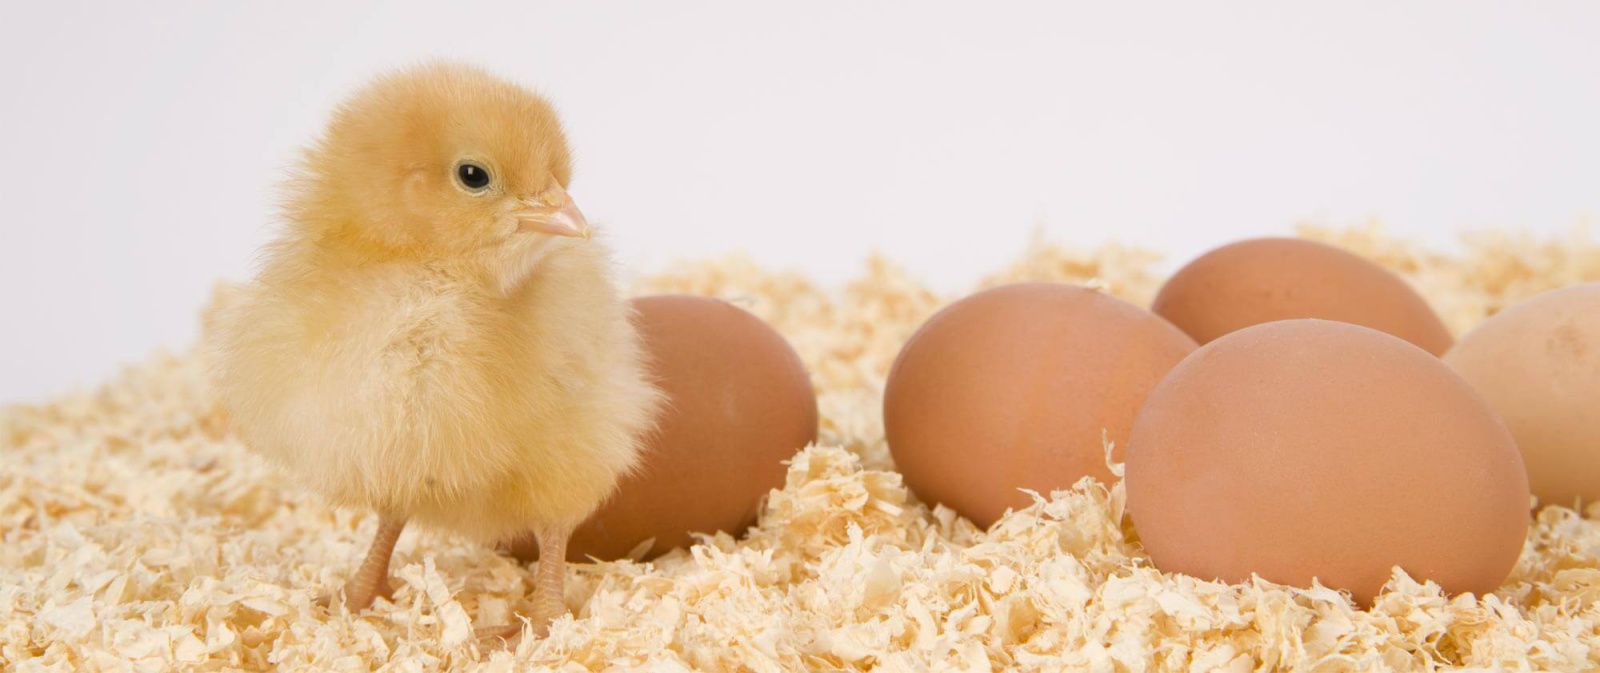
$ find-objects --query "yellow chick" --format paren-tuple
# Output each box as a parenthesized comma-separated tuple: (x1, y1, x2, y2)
(209, 62, 661, 637)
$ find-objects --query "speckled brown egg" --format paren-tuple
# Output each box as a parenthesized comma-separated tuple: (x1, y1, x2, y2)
(510, 294, 817, 562)
(1152, 237, 1454, 355)
(1126, 319, 1529, 606)
(884, 282, 1197, 529)
(1445, 282, 1600, 509)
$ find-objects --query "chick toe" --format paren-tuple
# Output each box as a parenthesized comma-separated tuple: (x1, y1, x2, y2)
(474, 623, 526, 651)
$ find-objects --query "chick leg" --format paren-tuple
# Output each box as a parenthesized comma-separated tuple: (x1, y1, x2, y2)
(473, 527, 571, 650)
(530, 525, 573, 633)
(343, 513, 406, 611)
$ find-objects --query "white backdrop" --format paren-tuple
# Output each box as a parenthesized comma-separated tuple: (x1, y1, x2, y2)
(2, 1, 1597, 403)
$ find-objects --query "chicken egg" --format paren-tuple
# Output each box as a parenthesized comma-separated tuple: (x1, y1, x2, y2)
(510, 294, 817, 562)
(1126, 320, 1529, 606)
(1445, 282, 1600, 509)
(884, 282, 1197, 528)
(1153, 237, 1453, 355)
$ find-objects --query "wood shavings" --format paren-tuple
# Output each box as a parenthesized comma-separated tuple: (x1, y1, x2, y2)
(5, 227, 1600, 671)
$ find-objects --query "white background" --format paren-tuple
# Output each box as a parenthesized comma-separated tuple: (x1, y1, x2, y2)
(2, 2, 1597, 404)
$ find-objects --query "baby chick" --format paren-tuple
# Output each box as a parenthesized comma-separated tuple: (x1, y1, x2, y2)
(209, 62, 661, 637)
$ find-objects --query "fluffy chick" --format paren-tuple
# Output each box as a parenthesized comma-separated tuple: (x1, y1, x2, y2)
(209, 62, 660, 636)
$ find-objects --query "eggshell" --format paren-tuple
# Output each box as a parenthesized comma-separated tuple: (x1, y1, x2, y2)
(1126, 319, 1529, 606)
(1444, 282, 1600, 509)
(510, 294, 817, 562)
(1152, 237, 1454, 355)
(884, 282, 1197, 529)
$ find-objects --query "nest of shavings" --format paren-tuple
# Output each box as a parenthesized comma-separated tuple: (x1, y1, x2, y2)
(5, 224, 1600, 672)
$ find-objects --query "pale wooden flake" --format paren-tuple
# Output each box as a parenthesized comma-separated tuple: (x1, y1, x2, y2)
(2, 228, 1599, 671)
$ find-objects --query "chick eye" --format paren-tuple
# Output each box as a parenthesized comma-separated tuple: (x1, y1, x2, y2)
(456, 162, 492, 192)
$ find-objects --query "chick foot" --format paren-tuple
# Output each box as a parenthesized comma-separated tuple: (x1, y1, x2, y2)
(322, 513, 407, 612)
(316, 578, 393, 611)
(473, 526, 571, 650)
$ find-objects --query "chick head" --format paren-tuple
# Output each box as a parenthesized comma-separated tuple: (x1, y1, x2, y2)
(290, 61, 589, 276)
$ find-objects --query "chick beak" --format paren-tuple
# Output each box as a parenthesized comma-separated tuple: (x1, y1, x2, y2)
(515, 190, 591, 240)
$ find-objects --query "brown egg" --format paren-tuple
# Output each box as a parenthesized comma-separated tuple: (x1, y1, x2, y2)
(884, 282, 1197, 529)
(1126, 320, 1529, 606)
(510, 294, 817, 562)
(1445, 282, 1600, 509)
(1152, 237, 1454, 355)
